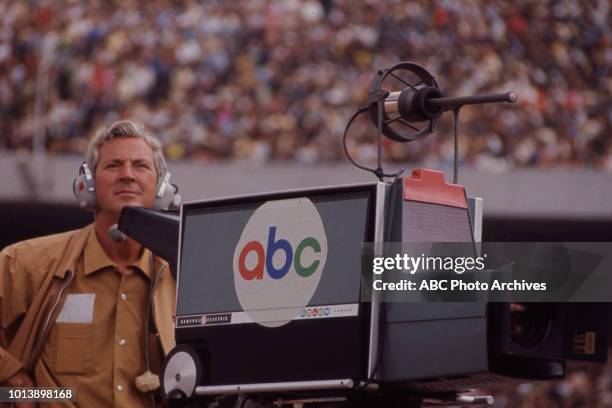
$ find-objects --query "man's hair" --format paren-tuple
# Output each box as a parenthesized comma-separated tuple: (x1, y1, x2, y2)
(85, 119, 166, 177)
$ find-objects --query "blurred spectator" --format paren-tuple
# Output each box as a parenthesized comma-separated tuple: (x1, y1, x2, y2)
(0, 0, 609, 172)
(488, 362, 612, 407)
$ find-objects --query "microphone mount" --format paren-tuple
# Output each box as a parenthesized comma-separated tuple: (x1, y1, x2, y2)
(342, 62, 517, 182)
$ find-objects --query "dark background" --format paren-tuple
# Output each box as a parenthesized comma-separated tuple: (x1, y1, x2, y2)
(1, 201, 610, 251)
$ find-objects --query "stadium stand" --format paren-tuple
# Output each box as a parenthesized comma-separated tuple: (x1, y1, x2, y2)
(0, 0, 609, 170)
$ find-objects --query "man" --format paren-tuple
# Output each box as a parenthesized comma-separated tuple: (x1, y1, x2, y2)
(0, 120, 177, 407)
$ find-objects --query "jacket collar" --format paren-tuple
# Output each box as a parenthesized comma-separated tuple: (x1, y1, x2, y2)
(52, 224, 166, 279)
(83, 228, 153, 279)
(53, 224, 94, 278)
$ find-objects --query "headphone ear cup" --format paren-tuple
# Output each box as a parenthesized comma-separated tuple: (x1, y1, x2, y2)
(152, 183, 181, 211)
(153, 171, 181, 211)
(73, 173, 97, 211)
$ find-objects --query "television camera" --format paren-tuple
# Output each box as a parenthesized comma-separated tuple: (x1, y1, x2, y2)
(118, 63, 607, 407)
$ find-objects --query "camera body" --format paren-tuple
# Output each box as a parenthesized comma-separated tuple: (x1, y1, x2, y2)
(379, 170, 607, 392)
(117, 169, 608, 405)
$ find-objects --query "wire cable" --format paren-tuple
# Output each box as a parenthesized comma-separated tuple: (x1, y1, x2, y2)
(144, 253, 167, 407)
(343, 106, 405, 181)
(342, 106, 376, 175)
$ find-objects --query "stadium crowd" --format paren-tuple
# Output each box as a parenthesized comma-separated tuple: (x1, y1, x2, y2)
(0, 0, 610, 171)
(487, 363, 612, 407)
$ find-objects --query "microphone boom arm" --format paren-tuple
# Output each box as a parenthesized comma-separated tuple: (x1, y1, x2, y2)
(427, 91, 517, 111)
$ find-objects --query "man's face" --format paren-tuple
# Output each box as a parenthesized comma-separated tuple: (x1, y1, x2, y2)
(94, 137, 158, 217)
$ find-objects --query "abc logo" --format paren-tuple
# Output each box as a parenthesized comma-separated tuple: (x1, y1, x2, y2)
(237, 226, 322, 280)
(233, 198, 327, 328)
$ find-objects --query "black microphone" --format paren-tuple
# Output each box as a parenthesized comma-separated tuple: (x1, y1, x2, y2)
(382, 86, 517, 123)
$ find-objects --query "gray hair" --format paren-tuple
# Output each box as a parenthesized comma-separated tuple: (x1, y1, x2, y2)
(85, 120, 166, 177)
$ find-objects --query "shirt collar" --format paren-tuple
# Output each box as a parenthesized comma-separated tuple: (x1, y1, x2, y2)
(83, 228, 152, 280)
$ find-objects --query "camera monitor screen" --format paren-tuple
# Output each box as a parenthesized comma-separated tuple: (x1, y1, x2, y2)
(177, 184, 377, 386)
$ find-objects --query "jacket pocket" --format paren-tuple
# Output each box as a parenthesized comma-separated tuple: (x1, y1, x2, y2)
(47, 323, 94, 374)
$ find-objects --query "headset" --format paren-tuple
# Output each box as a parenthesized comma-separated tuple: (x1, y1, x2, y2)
(73, 162, 181, 212)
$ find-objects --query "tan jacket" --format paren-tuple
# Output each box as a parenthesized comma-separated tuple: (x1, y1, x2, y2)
(0, 224, 176, 383)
